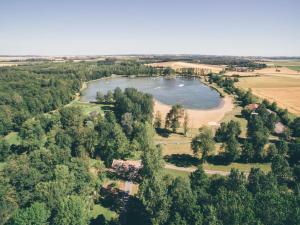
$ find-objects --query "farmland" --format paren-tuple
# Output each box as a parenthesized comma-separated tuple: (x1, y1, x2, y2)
(236, 73, 300, 115)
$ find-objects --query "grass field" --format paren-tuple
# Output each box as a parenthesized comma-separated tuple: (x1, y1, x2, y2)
(67, 100, 111, 116)
(203, 162, 271, 173)
(4, 132, 21, 145)
(90, 204, 118, 221)
(163, 168, 191, 179)
(288, 66, 300, 72)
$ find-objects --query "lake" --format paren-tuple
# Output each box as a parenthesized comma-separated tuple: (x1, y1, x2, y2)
(80, 77, 222, 110)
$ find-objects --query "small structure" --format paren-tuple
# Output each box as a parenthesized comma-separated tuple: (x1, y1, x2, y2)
(246, 103, 260, 111)
(274, 122, 286, 134)
(111, 159, 142, 180)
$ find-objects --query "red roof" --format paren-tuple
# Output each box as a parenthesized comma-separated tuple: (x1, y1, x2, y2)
(246, 103, 259, 111)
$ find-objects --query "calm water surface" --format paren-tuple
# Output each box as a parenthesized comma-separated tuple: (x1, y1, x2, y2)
(80, 77, 222, 110)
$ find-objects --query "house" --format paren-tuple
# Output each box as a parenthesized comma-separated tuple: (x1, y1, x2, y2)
(274, 122, 286, 134)
(111, 159, 142, 180)
(111, 159, 142, 171)
(246, 103, 260, 111)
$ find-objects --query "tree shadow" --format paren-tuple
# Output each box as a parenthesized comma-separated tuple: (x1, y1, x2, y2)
(101, 105, 114, 111)
(207, 154, 231, 165)
(164, 154, 200, 167)
(99, 185, 128, 213)
(90, 215, 107, 225)
(155, 128, 171, 138)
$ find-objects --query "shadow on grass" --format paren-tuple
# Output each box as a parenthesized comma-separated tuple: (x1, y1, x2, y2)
(207, 154, 231, 166)
(164, 154, 200, 167)
(101, 105, 114, 111)
(155, 128, 172, 138)
(99, 185, 128, 213)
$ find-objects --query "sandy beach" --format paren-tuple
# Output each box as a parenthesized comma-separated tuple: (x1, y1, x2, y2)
(154, 96, 234, 128)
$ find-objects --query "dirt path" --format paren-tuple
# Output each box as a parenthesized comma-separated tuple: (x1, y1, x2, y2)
(165, 163, 230, 176)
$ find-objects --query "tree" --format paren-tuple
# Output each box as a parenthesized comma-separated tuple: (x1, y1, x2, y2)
(291, 117, 300, 137)
(9, 202, 50, 225)
(104, 90, 114, 103)
(153, 111, 162, 129)
(96, 118, 129, 166)
(165, 104, 184, 133)
(224, 136, 240, 162)
(183, 112, 189, 136)
(191, 127, 215, 162)
(53, 196, 89, 225)
(271, 155, 291, 184)
(0, 140, 11, 162)
(59, 107, 83, 129)
(96, 91, 105, 103)
(138, 175, 170, 225)
(241, 141, 255, 162)
(19, 120, 45, 151)
(215, 120, 241, 142)
(121, 112, 134, 136)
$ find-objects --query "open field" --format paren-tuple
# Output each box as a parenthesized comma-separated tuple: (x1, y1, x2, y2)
(148, 61, 225, 73)
(260, 60, 300, 67)
(288, 66, 300, 72)
(236, 75, 300, 115)
(225, 66, 300, 77)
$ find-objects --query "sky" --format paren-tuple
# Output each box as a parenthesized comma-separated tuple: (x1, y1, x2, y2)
(0, 0, 299, 56)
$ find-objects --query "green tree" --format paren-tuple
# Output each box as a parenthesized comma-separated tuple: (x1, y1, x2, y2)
(183, 112, 189, 136)
(10, 202, 50, 225)
(0, 140, 11, 162)
(271, 155, 291, 184)
(53, 196, 89, 225)
(96, 118, 129, 166)
(224, 136, 240, 162)
(139, 175, 170, 225)
(19, 120, 45, 151)
(104, 90, 114, 103)
(96, 91, 105, 103)
(165, 104, 184, 133)
(153, 111, 162, 129)
(191, 127, 215, 162)
(291, 117, 300, 137)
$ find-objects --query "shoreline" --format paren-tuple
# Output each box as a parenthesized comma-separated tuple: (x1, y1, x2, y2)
(79, 75, 235, 127)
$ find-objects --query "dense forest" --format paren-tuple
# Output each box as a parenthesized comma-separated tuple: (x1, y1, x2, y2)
(0, 60, 299, 225)
(0, 60, 164, 136)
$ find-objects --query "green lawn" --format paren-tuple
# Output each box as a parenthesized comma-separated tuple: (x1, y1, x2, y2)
(287, 66, 300, 72)
(4, 132, 21, 145)
(67, 100, 108, 116)
(163, 168, 191, 179)
(203, 162, 271, 173)
(90, 204, 118, 221)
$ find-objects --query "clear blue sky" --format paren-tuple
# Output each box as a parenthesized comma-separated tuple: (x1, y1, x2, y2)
(0, 0, 299, 56)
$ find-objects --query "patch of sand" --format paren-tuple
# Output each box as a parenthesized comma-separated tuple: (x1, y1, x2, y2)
(148, 61, 224, 74)
(154, 96, 234, 129)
